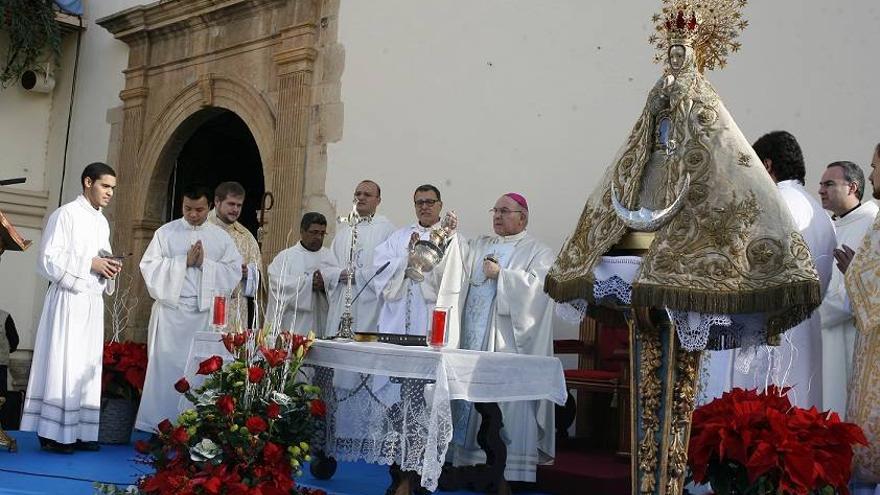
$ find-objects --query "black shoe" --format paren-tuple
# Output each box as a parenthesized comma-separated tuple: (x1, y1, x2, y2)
(38, 436, 74, 454)
(74, 440, 100, 451)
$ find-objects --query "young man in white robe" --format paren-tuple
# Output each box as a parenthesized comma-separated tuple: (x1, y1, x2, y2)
(267, 212, 340, 336)
(436, 192, 557, 483)
(374, 184, 454, 335)
(326, 180, 395, 337)
(207, 181, 262, 330)
(817, 161, 878, 415)
(21, 162, 121, 453)
(136, 185, 242, 432)
(707, 132, 835, 410)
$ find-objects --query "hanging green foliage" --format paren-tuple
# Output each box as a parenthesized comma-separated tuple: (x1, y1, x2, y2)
(0, 0, 62, 87)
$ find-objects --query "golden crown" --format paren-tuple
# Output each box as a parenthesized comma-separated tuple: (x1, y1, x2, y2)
(649, 0, 750, 72)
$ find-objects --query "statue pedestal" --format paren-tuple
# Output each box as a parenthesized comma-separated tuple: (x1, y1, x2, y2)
(591, 233, 702, 495)
(626, 308, 700, 495)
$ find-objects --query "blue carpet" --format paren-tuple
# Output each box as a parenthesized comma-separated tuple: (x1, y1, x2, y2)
(0, 431, 549, 494)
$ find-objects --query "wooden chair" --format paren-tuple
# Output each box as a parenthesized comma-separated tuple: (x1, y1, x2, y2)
(554, 307, 630, 456)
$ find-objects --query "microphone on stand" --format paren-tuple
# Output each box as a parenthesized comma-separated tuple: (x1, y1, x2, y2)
(350, 261, 391, 305)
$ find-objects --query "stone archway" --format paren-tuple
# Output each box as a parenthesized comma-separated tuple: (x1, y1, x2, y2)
(137, 75, 276, 230)
(163, 108, 266, 234)
(98, 0, 343, 337)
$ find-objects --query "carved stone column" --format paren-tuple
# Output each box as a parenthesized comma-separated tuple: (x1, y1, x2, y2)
(111, 33, 152, 339)
(262, 24, 319, 265)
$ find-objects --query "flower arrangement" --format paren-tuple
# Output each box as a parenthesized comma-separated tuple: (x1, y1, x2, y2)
(130, 328, 327, 495)
(103, 272, 145, 401)
(102, 340, 148, 401)
(688, 386, 867, 495)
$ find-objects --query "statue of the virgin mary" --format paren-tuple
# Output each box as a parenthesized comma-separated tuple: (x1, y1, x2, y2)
(546, 0, 819, 346)
(545, 2, 821, 494)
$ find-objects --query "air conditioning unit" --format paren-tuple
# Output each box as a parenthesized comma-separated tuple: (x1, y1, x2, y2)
(20, 64, 55, 94)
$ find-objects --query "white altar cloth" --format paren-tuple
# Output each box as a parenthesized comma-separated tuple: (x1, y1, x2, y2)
(304, 340, 566, 491)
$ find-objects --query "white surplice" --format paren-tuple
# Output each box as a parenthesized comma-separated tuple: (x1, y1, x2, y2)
(21, 195, 113, 444)
(728, 180, 836, 409)
(135, 218, 242, 432)
(373, 222, 446, 335)
(326, 215, 395, 337)
(266, 243, 340, 337)
(820, 200, 878, 414)
(438, 230, 557, 482)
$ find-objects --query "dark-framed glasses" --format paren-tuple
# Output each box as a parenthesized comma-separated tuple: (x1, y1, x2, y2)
(414, 199, 439, 207)
(489, 207, 525, 215)
(819, 180, 851, 188)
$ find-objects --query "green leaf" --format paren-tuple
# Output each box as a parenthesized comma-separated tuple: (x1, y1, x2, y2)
(0, 0, 62, 86)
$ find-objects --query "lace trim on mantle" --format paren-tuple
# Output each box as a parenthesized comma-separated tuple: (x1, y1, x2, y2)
(557, 274, 770, 352)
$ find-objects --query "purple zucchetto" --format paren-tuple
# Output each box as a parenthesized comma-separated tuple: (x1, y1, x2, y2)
(504, 192, 528, 211)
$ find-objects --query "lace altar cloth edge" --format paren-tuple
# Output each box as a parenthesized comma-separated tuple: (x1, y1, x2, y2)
(303, 340, 566, 490)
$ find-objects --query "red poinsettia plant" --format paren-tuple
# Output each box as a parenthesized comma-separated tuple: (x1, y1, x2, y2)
(132, 328, 326, 495)
(102, 340, 148, 401)
(688, 386, 867, 495)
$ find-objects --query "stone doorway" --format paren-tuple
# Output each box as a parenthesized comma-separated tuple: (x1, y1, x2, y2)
(97, 0, 344, 339)
(166, 110, 265, 237)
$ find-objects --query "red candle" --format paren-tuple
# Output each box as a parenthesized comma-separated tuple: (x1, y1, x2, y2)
(430, 308, 448, 348)
(212, 295, 227, 327)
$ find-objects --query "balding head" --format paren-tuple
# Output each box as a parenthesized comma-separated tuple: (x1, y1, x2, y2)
(354, 180, 381, 216)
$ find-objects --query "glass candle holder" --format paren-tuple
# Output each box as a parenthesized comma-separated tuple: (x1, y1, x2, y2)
(429, 307, 450, 349)
(212, 293, 228, 330)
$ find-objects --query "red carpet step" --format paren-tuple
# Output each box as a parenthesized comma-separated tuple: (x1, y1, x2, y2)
(536, 446, 630, 495)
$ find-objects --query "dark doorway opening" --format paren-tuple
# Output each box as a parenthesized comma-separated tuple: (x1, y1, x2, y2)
(166, 110, 265, 237)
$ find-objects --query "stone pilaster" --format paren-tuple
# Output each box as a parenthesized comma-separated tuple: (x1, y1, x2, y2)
(262, 25, 318, 264)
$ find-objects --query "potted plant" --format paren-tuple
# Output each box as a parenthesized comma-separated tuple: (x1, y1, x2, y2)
(99, 274, 145, 444)
(688, 386, 867, 495)
(0, 0, 62, 87)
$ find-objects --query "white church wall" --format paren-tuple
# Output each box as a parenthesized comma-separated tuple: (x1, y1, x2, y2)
(328, 0, 880, 251)
(327, 0, 880, 341)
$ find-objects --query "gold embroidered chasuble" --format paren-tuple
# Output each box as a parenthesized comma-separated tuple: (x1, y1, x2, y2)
(544, 69, 820, 345)
(845, 210, 880, 482)
(208, 212, 262, 329)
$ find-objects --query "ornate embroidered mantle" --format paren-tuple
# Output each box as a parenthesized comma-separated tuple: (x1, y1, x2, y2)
(546, 72, 820, 341)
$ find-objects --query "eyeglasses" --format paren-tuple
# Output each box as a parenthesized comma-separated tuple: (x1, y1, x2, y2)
(489, 208, 525, 215)
(819, 180, 852, 188)
(414, 199, 440, 207)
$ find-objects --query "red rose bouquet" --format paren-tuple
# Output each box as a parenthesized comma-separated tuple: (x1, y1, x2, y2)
(688, 386, 867, 495)
(102, 340, 148, 401)
(133, 328, 325, 495)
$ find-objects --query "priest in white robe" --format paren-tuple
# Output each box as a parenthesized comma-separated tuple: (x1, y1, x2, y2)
(817, 161, 878, 415)
(21, 163, 121, 452)
(326, 180, 395, 337)
(727, 132, 835, 409)
(837, 143, 880, 494)
(439, 193, 557, 483)
(374, 184, 454, 335)
(136, 185, 242, 432)
(267, 212, 340, 336)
